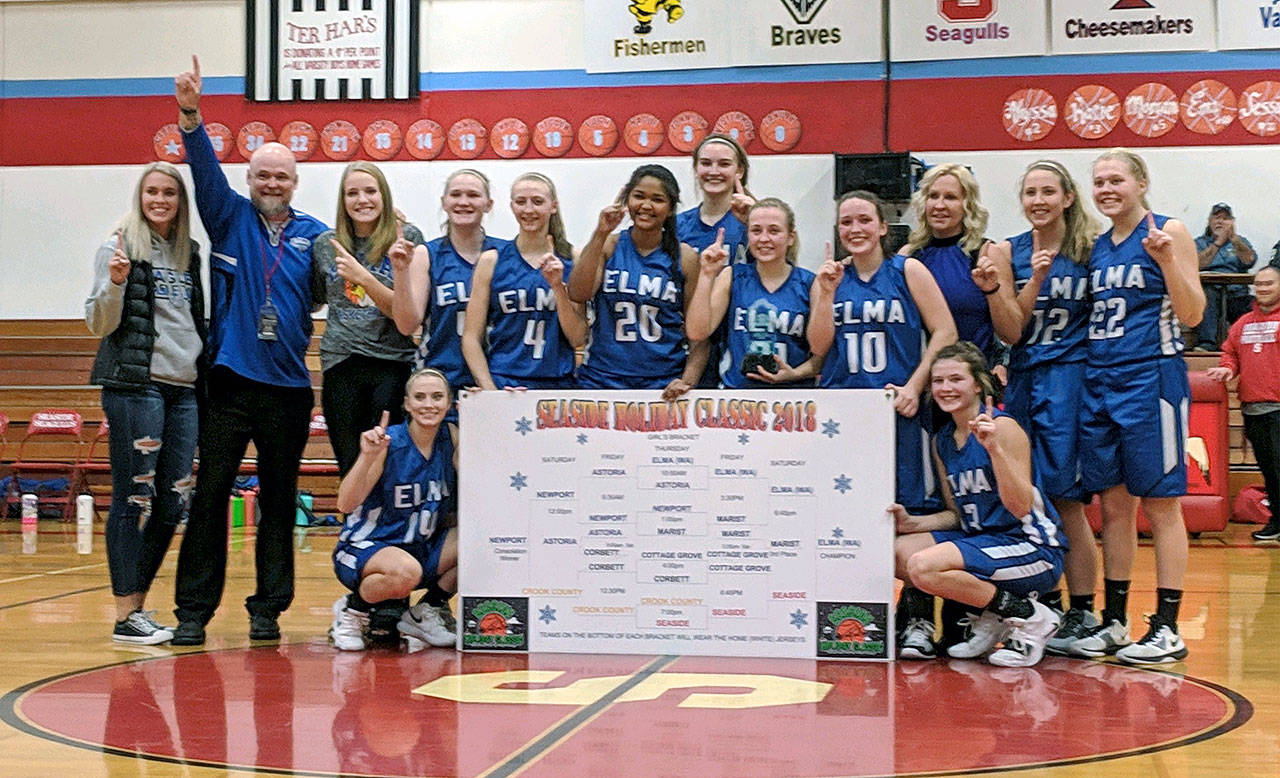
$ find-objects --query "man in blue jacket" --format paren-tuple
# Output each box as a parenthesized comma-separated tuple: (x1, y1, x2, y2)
(171, 55, 327, 645)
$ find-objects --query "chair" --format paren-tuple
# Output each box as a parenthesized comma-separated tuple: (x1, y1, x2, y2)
(4, 409, 83, 520)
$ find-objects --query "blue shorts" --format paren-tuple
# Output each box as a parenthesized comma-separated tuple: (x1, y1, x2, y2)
(930, 529, 1064, 598)
(1004, 361, 1088, 503)
(491, 373, 576, 390)
(333, 531, 447, 593)
(1080, 358, 1189, 498)
(575, 364, 677, 390)
(897, 412, 942, 514)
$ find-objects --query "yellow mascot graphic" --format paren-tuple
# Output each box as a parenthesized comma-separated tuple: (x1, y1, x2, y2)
(628, 0, 684, 35)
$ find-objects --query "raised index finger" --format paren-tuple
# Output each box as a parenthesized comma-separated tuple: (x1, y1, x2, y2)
(1031, 227, 1041, 254)
(114, 230, 125, 249)
(985, 395, 995, 417)
(713, 227, 725, 250)
(378, 410, 390, 429)
(615, 185, 628, 206)
(825, 240, 834, 263)
(395, 221, 405, 242)
(192, 55, 200, 77)
(1146, 211, 1157, 232)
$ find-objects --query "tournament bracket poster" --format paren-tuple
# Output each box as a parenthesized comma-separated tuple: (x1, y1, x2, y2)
(458, 389, 896, 660)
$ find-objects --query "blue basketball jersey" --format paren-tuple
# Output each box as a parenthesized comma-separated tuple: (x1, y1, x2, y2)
(1007, 230, 1091, 371)
(338, 422, 455, 546)
(915, 237, 996, 360)
(935, 411, 1064, 548)
(416, 234, 508, 387)
(818, 255, 923, 389)
(484, 241, 576, 382)
(1087, 213, 1184, 366)
(678, 206, 748, 263)
(721, 263, 815, 388)
(578, 229, 687, 386)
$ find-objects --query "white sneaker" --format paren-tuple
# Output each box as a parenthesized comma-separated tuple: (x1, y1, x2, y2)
(947, 611, 1010, 659)
(330, 595, 369, 652)
(988, 600, 1060, 667)
(1115, 616, 1188, 665)
(113, 610, 173, 645)
(898, 617, 937, 660)
(1067, 617, 1131, 658)
(398, 601, 456, 647)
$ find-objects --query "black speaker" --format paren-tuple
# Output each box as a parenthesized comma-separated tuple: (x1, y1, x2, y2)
(834, 153, 925, 201)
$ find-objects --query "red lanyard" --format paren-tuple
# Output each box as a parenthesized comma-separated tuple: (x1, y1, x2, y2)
(259, 231, 286, 300)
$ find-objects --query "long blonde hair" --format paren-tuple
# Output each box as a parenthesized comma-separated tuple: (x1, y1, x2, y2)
(116, 162, 191, 271)
(1020, 160, 1101, 266)
(512, 172, 573, 259)
(334, 161, 398, 265)
(1093, 147, 1152, 210)
(905, 163, 988, 255)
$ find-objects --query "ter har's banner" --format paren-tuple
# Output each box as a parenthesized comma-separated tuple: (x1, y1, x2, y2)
(458, 389, 896, 660)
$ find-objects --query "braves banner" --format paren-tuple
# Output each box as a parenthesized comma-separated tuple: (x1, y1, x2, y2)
(1049, 0, 1215, 55)
(733, 0, 883, 67)
(889, 0, 1049, 62)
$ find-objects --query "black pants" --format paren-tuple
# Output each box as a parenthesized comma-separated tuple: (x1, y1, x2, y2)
(174, 367, 313, 625)
(1244, 410, 1280, 525)
(321, 355, 409, 477)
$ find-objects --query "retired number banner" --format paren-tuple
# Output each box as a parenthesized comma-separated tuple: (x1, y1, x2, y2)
(458, 389, 896, 660)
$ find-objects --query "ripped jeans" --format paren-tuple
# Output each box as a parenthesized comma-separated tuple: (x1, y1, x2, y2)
(101, 382, 198, 597)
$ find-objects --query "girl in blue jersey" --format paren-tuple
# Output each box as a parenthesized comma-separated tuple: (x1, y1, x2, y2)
(975, 160, 1102, 654)
(809, 190, 956, 510)
(462, 173, 587, 389)
(392, 169, 507, 391)
(686, 198, 816, 388)
(1069, 149, 1204, 665)
(901, 164, 1000, 366)
(330, 368, 459, 651)
(894, 342, 1065, 667)
(677, 134, 754, 261)
(568, 164, 707, 397)
(316, 162, 421, 476)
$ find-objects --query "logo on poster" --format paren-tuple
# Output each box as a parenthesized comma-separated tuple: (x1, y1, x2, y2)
(772, 0, 841, 46)
(927, 0, 1009, 44)
(1065, 1, 1193, 38)
(614, 0, 706, 57)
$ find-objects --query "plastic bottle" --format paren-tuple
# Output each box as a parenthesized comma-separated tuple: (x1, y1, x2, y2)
(76, 494, 94, 554)
(21, 493, 38, 554)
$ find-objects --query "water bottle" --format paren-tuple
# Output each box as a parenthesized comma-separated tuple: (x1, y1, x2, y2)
(21, 493, 38, 554)
(76, 494, 94, 554)
(295, 493, 313, 553)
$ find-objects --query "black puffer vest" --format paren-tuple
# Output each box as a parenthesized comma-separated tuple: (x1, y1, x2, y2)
(90, 246, 207, 392)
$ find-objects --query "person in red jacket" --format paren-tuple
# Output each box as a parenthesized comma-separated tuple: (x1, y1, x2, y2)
(1208, 265, 1280, 542)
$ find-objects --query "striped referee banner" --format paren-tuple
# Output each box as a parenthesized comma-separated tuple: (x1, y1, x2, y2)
(247, 0, 418, 102)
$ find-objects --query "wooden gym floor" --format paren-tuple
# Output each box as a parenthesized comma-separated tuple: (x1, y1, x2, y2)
(0, 521, 1276, 777)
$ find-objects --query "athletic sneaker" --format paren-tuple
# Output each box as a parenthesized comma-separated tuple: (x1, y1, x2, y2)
(398, 602, 456, 647)
(330, 595, 370, 652)
(988, 600, 1060, 668)
(898, 617, 937, 660)
(113, 610, 174, 645)
(1251, 523, 1280, 542)
(434, 603, 457, 632)
(1046, 608, 1100, 656)
(137, 610, 174, 636)
(1067, 617, 1131, 658)
(1115, 615, 1188, 665)
(947, 611, 1010, 659)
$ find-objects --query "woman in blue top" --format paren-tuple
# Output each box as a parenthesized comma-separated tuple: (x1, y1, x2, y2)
(568, 164, 706, 397)
(686, 198, 816, 388)
(975, 160, 1101, 654)
(677, 134, 754, 261)
(462, 173, 587, 389)
(894, 342, 1065, 668)
(1069, 149, 1203, 665)
(809, 190, 956, 514)
(392, 169, 507, 391)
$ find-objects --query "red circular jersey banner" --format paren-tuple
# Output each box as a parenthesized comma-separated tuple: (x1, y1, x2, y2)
(1239, 81, 1280, 137)
(447, 119, 487, 159)
(667, 111, 709, 153)
(1180, 80, 1237, 135)
(153, 124, 184, 162)
(320, 120, 360, 161)
(279, 121, 319, 161)
(362, 120, 403, 160)
(533, 116, 573, 157)
(206, 122, 234, 161)
(236, 121, 277, 160)
(623, 113, 665, 155)
(1063, 85, 1120, 140)
(578, 114, 619, 157)
(713, 111, 756, 147)
(405, 119, 445, 160)
(759, 109, 802, 151)
(1001, 89, 1057, 142)
(490, 117, 531, 159)
(1122, 83, 1179, 139)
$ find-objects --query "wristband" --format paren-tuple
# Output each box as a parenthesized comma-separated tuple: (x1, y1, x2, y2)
(180, 106, 199, 116)
(981, 284, 1001, 296)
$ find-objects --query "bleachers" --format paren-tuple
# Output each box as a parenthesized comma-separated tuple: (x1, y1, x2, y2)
(0, 318, 342, 519)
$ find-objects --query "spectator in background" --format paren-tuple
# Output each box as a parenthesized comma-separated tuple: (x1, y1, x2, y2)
(1194, 203, 1256, 350)
(1207, 265, 1280, 543)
